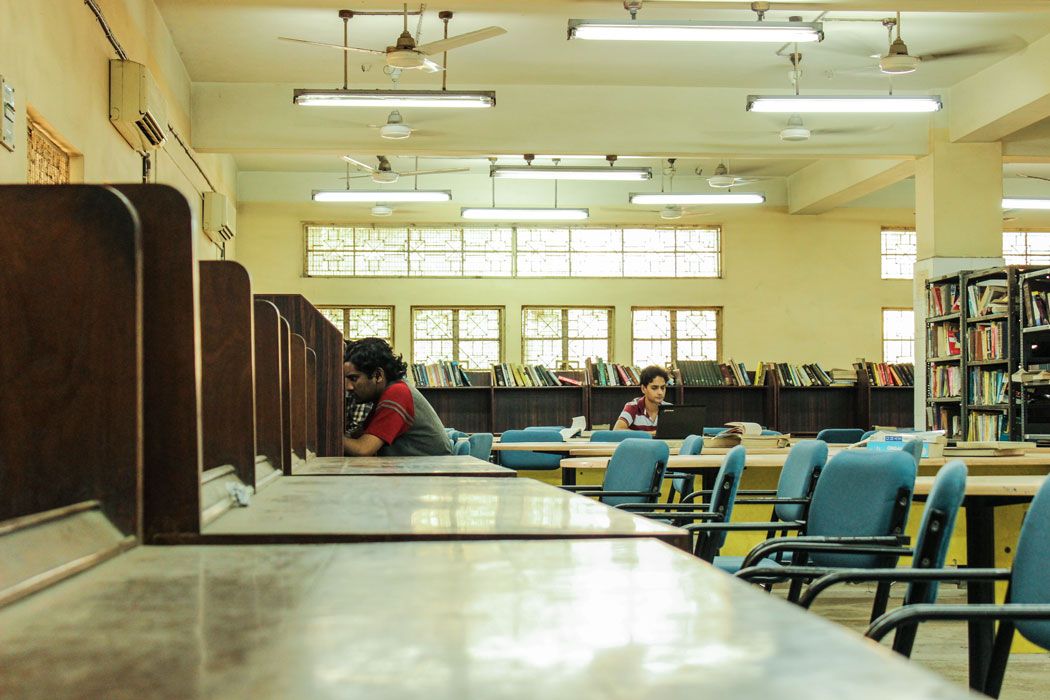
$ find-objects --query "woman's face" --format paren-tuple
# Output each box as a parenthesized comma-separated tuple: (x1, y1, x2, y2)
(641, 376, 667, 405)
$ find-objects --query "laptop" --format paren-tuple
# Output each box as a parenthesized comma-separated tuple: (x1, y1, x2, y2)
(655, 405, 707, 440)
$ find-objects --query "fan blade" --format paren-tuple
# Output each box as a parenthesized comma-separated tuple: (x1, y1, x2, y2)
(416, 27, 507, 55)
(918, 37, 1025, 62)
(1019, 173, 1050, 183)
(398, 167, 470, 177)
(337, 174, 374, 180)
(811, 125, 892, 136)
(342, 156, 377, 172)
(278, 37, 385, 55)
(419, 58, 445, 73)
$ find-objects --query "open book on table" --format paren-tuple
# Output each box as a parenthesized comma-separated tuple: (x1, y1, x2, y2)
(706, 422, 790, 448)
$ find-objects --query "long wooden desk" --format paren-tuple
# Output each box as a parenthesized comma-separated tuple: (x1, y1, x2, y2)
(182, 476, 689, 549)
(0, 538, 977, 700)
(294, 455, 516, 477)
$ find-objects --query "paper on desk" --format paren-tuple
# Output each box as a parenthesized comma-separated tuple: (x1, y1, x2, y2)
(561, 416, 586, 441)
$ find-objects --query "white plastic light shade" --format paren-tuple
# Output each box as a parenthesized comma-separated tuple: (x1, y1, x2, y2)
(313, 190, 451, 203)
(630, 193, 765, 205)
(1003, 198, 1050, 210)
(461, 208, 589, 221)
(568, 20, 822, 43)
(747, 95, 942, 113)
(294, 89, 495, 109)
(490, 166, 652, 181)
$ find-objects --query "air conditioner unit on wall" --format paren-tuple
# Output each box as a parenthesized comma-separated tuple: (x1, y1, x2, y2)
(109, 59, 167, 151)
(203, 191, 235, 242)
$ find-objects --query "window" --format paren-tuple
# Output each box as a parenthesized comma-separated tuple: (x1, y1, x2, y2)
(304, 225, 720, 278)
(881, 229, 916, 280)
(317, 306, 394, 345)
(522, 307, 613, 369)
(411, 307, 502, 369)
(1003, 231, 1050, 265)
(632, 307, 720, 368)
(27, 117, 70, 184)
(882, 308, 915, 363)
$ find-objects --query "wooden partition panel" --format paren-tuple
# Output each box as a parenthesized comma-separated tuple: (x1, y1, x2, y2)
(306, 348, 318, 454)
(289, 333, 308, 459)
(114, 186, 204, 539)
(0, 186, 142, 536)
(255, 295, 343, 456)
(253, 300, 285, 473)
(278, 317, 294, 470)
(199, 262, 257, 486)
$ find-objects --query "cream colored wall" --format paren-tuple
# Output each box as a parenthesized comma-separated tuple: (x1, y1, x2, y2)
(234, 202, 914, 369)
(0, 0, 236, 260)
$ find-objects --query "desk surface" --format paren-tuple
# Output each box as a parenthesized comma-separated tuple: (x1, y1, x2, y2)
(199, 476, 687, 547)
(0, 538, 975, 700)
(914, 474, 1046, 497)
(295, 455, 515, 477)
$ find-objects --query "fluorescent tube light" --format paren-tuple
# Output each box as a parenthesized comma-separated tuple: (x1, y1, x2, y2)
(491, 165, 652, 181)
(630, 193, 765, 205)
(746, 95, 942, 113)
(313, 190, 451, 203)
(568, 19, 823, 43)
(294, 89, 495, 109)
(461, 207, 589, 221)
(1003, 198, 1050, 210)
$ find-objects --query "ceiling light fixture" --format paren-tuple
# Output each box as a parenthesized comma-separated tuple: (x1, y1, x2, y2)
(461, 207, 589, 221)
(293, 89, 496, 108)
(746, 95, 942, 113)
(630, 193, 765, 205)
(1003, 198, 1050, 210)
(491, 154, 651, 181)
(568, 19, 822, 43)
(313, 190, 451, 203)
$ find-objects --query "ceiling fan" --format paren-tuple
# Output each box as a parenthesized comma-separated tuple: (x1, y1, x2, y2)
(341, 155, 468, 184)
(621, 160, 711, 220)
(776, 114, 888, 142)
(368, 110, 418, 140)
(279, 4, 506, 74)
(702, 162, 772, 189)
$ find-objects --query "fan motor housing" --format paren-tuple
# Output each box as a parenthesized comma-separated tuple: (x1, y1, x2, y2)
(780, 126, 811, 142)
(380, 123, 413, 139)
(879, 53, 919, 74)
(371, 205, 393, 217)
(371, 171, 400, 184)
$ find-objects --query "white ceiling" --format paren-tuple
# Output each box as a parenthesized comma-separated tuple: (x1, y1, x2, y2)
(154, 0, 1050, 217)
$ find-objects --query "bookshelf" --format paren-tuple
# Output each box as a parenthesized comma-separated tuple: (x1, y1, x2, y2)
(1017, 267, 1050, 441)
(417, 370, 494, 433)
(925, 272, 964, 439)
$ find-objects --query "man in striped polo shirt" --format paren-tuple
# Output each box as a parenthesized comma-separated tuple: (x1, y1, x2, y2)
(342, 337, 452, 457)
(613, 365, 672, 433)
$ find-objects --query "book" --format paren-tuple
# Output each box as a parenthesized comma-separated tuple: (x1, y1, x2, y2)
(556, 374, 582, 386)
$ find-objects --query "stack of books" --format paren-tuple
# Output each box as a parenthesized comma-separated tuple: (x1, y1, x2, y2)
(492, 363, 564, 387)
(1024, 288, 1050, 327)
(761, 362, 834, 387)
(589, 361, 643, 387)
(828, 368, 858, 386)
(677, 360, 752, 387)
(411, 361, 472, 387)
(858, 361, 915, 387)
(928, 282, 960, 316)
(967, 279, 1009, 317)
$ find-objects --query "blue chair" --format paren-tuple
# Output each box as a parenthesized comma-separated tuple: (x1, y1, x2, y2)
(799, 461, 968, 658)
(445, 428, 468, 449)
(664, 434, 704, 503)
(590, 430, 652, 442)
(466, 432, 494, 462)
(562, 439, 670, 507)
(524, 425, 564, 431)
(865, 468, 1050, 699)
(497, 429, 563, 471)
(901, 439, 924, 465)
(815, 428, 865, 444)
(861, 430, 876, 441)
(453, 440, 471, 456)
(733, 450, 918, 617)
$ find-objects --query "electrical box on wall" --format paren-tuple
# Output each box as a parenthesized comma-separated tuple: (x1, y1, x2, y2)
(1, 75, 15, 152)
(202, 191, 235, 243)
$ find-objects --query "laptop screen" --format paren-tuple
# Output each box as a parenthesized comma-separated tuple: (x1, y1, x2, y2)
(655, 405, 707, 440)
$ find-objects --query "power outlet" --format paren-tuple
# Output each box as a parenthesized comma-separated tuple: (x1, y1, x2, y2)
(1, 75, 14, 152)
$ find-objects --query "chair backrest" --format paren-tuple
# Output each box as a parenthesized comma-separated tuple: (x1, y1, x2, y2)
(905, 461, 967, 605)
(1009, 473, 1050, 648)
(601, 439, 670, 507)
(861, 430, 876, 441)
(679, 434, 703, 456)
(445, 428, 468, 448)
(760, 429, 782, 436)
(669, 434, 704, 500)
(704, 445, 747, 551)
(453, 439, 471, 456)
(815, 428, 865, 444)
(497, 429, 563, 470)
(806, 450, 917, 568)
(774, 439, 829, 522)
(590, 430, 652, 442)
(901, 439, 924, 465)
(466, 432, 494, 462)
(524, 425, 564, 431)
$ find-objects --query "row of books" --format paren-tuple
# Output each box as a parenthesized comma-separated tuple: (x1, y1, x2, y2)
(927, 405, 961, 437)
(968, 368, 1009, 405)
(589, 361, 646, 387)
(927, 322, 961, 358)
(859, 361, 915, 387)
(929, 365, 962, 398)
(677, 360, 753, 387)
(966, 280, 1009, 317)
(493, 363, 570, 388)
(411, 361, 472, 387)
(1024, 289, 1050, 327)
(966, 410, 1006, 441)
(758, 362, 834, 388)
(928, 282, 960, 316)
(967, 321, 1005, 361)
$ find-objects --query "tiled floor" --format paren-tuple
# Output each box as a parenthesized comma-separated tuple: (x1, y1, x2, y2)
(798, 583, 1050, 699)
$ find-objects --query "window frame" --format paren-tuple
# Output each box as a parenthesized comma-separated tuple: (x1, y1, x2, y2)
(520, 305, 615, 369)
(410, 305, 505, 369)
(880, 228, 917, 280)
(631, 306, 723, 367)
(881, 307, 915, 364)
(315, 305, 395, 346)
(1003, 230, 1050, 266)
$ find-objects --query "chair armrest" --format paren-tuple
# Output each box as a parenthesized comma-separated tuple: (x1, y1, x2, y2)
(622, 510, 724, 521)
(568, 489, 660, 498)
(736, 489, 778, 496)
(800, 567, 1013, 609)
(734, 497, 809, 505)
(867, 604, 1050, 643)
(617, 502, 713, 511)
(560, 485, 601, 492)
(683, 521, 804, 533)
(742, 535, 910, 569)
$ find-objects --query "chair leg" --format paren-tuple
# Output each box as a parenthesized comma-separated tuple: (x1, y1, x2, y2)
(889, 622, 919, 658)
(982, 621, 1016, 699)
(870, 580, 892, 623)
(787, 577, 805, 603)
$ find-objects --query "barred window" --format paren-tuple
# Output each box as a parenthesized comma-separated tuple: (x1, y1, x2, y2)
(882, 308, 915, 363)
(27, 118, 70, 184)
(522, 307, 613, 369)
(881, 229, 916, 280)
(632, 307, 720, 368)
(304, 224, 719, 278)
(317, 306, 394, 345)
(412, 307, 502, 369)
(1003, 231, 1050, 265)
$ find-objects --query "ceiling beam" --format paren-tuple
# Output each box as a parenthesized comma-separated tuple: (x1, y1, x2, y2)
(787, 158, 914, 214)
(652, 1, 1050, 11)
(949, 31, 1050, 143)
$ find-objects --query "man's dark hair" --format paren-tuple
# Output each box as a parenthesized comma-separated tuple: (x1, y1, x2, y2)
(640, 364, 669, 386)
(345, 337, 408, 382)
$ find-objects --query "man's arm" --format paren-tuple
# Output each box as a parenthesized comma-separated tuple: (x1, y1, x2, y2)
(613, 418, 630, 430)
(343, 433, 385, 456)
